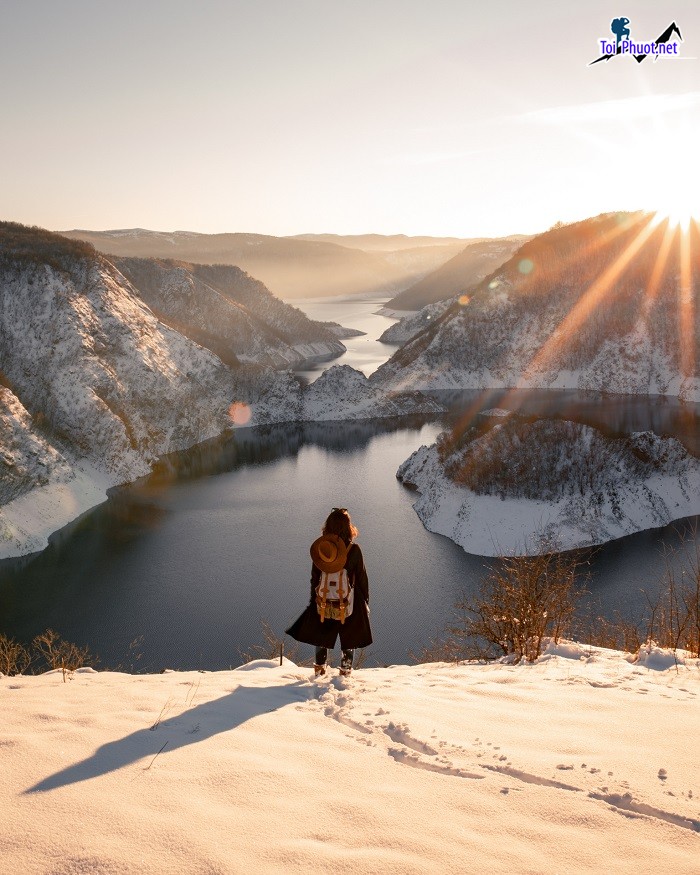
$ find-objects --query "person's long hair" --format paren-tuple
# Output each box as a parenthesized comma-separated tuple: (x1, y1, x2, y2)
(322, 508, 358, 546)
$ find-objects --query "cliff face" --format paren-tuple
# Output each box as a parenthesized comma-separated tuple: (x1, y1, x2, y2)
(375, 214, 700, 401)
(397, 418, 700, 556)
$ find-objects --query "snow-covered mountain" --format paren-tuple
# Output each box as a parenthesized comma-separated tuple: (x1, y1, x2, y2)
(375, 213, 700, 401)
(379, 299, 452, 344)
(397, 417, 700, 555)
(112, 257, 345, 368)
(0, 224, 442, 558)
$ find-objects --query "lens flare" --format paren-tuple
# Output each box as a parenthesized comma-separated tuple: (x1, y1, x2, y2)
(458, 295, 471, 306)
(518, 258, 534, 275)
(228, 401, 251, 425)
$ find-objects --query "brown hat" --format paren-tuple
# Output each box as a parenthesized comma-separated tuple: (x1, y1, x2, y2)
(310, 533, 347, 572)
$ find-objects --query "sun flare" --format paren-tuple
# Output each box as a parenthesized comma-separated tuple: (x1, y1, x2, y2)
(652, 204, 696, 232)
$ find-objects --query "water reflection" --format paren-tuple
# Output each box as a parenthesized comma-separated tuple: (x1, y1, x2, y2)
(434, 389, 699, 454)
(0, 395, 697, 673)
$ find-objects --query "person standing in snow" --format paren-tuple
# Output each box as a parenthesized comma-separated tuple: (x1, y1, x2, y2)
(286, 508, 372, 676)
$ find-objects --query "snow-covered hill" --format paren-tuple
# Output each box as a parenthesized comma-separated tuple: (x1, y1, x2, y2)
(243, 364, 444, 426)
(379, 299, 451, 344)
(113, 257, 346, 368)
(397, 419, 700, 555)
(374, 213, 700, 401)
(2, 645, 698, 873)
(0, 225, 441, 558)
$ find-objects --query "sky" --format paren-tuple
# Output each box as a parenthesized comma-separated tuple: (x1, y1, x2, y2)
(1, 0, 698, 238)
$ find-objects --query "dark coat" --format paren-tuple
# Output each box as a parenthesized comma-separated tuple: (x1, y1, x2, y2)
(286, 543, 372, 650)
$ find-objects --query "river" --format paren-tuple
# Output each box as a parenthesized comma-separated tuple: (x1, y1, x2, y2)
(0, 295, 698, 671)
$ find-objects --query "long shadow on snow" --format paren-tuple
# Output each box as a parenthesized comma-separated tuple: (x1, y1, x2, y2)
(24, 679, 311, 793)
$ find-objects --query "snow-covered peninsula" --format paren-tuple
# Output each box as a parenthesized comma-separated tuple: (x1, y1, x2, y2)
(397, 419, 700, 556)
(2, 645, 698, 874)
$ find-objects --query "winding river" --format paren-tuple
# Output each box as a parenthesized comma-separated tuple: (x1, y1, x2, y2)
(1, 296, 698, 671)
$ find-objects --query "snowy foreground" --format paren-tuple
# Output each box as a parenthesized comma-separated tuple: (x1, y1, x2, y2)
(2, 643, 699, 874)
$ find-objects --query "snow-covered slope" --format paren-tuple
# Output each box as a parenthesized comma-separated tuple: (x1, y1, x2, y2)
(397, 420, 700, 555)
(0, 385, 110, 556)
(375, 213, 700, 400)
(114, 257, 346, 368)
(0, 385, 73, 506)
(0, 225, 444, 557)
(244, 364, 444, 426)
(379, 298, 451, 344)
(2, 646, 698, 874)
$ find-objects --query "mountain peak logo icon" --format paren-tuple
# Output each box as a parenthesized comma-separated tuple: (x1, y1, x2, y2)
(589, 20, 682, 65)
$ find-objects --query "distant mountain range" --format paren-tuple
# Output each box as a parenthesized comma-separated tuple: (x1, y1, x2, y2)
(63, 229, 477, 301)
(374, 212, 700, 401)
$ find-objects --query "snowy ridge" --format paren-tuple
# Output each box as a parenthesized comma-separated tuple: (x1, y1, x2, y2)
(374, 214, 700, 401)
(396, 422, 700, 555)
(1, 645, 698, 873)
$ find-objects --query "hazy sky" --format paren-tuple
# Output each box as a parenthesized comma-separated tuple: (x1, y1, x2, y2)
(1, 0, 698, 237)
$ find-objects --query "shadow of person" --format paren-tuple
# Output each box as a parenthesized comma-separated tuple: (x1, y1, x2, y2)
(25, 678, 312, 793)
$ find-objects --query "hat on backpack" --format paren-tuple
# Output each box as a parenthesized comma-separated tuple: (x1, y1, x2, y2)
(310, 533, 347, 572)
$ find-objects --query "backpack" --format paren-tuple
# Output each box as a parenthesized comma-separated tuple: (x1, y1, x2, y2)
(316, 567, 354, 624)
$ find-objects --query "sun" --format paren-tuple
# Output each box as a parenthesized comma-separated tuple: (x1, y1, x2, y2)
(652, 202, 696, 232)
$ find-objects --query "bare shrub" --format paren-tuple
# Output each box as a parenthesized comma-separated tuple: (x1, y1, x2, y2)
(643, 539, 700, 657)
(571, 602, 645, 654)
(32, 629, 96, 680)
(0, 633, 32, 675)
(420, 551, 585, 665)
